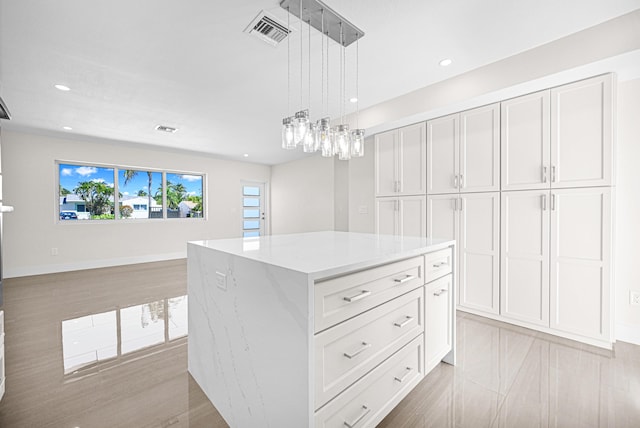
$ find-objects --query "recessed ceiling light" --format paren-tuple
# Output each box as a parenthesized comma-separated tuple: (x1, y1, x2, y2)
(243, 154, 249, 157)
(62, 126, 73, 131)
(349, 97, 358, 103)
(155, 125, 178, 133)
(54, 84, 71, 91)
(439, 58, 453, 67)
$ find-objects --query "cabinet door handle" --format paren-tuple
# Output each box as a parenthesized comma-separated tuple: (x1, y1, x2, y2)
(393, 316, 414, 328)
(432, 262, 448, 268)
(551, 193, 556, 211)
(344, 342, 372, 359)
(394, 367, 413, 383)
(433, 288, 448, 296)
(343, 290, 371, 303)
(453, 175, 458, 189)
(459, 198, 463, 211)
(460, 174, 464, 188)
(551, 165, 556, 182)
(542, 166, 548, 183)
(394, 274, 415, 284)
(344, 405, 370, 428)
(542, 194, 547, 211)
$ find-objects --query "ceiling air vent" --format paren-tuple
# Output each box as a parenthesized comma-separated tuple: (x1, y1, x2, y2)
(244, 11, 290, 46)
(155, 125, 178, 133)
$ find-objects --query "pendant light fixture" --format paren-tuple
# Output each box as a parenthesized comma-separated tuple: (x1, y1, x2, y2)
(280, 0, 365, 160)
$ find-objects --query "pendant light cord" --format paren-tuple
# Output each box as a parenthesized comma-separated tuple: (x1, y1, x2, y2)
(287, 7, 291, 116)
(356, 33, 359, 128)
(299, 0, 303, 111)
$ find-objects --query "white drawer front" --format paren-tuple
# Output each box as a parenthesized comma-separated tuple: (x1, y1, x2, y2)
(315, 334, 424, 428)
(315, 288, 424, 408)
(315, 257, 424, 333)
(424, 247, 453, 283)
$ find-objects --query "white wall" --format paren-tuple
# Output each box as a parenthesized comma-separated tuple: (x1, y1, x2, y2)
(333, 158, 349, 232)
(270, 154, 334, 235)
(615, 77, 640, 344)
(1, 129, 271, 277)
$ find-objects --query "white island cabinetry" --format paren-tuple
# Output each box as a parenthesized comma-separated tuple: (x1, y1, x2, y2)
(188, 231, 456, 428)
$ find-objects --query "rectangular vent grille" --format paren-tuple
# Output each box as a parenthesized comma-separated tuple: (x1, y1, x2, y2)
(245, 11, 290, 46)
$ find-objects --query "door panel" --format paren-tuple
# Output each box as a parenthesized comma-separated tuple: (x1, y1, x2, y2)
(398, 123, 426, 195)
(501, 91, 550, 191)
(375, 198, 398, 236)
(459, 192, 500, 314)
(426, 195, 458, 242)
(375, 130, 398, 196)
(460, 104, 500, 193)
(550, 188, 611, 341)
(550, 75, 612, 188)
(427, 114, 458, 194)
(500, 190, 549, 326)
(399, 196, 426, 238)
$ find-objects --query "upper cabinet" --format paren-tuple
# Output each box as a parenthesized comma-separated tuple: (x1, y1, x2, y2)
(375, 122, 426, 197)
(551, 74, 613, 188)
(501, 90, 551, 191)
(427, 103, 500, 194)
(501, 74, 614, 191)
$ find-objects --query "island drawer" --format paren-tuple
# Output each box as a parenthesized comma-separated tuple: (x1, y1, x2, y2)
(314, 256, 424, 332)
(424, 247, 453, 283)
(315, 334, 424, 428)
(314, 287, 424, 409)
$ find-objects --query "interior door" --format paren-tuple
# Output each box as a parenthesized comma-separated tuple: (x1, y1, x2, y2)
(459, 192, 500, 314)
(501, 90, 551, 191)
(459, 103, 500, 193)
(549, 187, 611, 341)
(500, 190, 550, 326)
(427, 114, 459, 195)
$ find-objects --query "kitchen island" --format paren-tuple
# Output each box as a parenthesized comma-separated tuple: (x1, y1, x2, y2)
(188, 231, 456, 428)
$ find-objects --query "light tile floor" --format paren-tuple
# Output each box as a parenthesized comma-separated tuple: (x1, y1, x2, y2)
(0, 260, 638, 427)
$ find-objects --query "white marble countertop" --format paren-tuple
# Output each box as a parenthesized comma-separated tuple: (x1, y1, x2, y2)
(189, 231, 454, 279)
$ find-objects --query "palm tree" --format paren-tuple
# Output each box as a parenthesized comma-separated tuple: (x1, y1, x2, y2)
(123, 170, 153, 218)
(73, 181, 114, 217)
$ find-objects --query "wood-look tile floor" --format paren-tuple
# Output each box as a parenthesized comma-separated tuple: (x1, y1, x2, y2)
(0, 260, 638, 427)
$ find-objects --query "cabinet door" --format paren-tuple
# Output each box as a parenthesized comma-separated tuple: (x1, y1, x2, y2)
(426, 194, 458, 242)
(501, 91, 551, 191)
(549, 188, 611, 341)
(459, 103, 500, 193)
(426, 274, 453, 373)
(459, 192, 500, 314)
(550, 74, 613, 188)
(398, 122, 426, 195)
(427, 114, 458, 194)
(375, 130, 398, 196)
(399, 196, 426, 238)
(500, 190, 550, 326)
(375, 198, 398, 236)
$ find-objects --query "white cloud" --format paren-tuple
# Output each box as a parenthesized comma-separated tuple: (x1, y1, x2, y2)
(180, 174, 201, 182)
(61, 168, 73, 176)
(91, 178, 106, 183)
(123, 192, 130, 196)
(76, 166, 97, 176)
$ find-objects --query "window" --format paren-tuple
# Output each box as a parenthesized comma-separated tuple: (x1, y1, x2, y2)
(242, 184, 265, 237)
(118, 169, 163, 219)
(57, 162, 205, 221)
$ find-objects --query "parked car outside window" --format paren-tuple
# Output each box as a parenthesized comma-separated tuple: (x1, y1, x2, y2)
(60, 211, 78, 220)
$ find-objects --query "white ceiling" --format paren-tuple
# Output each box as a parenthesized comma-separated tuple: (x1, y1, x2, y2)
(1, 0, 639, 165)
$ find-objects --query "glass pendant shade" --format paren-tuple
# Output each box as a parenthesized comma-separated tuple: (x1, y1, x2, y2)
(282, 117, 296, 149)
(336, 124, 351, 160)
(318, 118, 333, 157)
(303, 123, 318, 152)
(351, 129, 365, 157)
(293, 110, 309, 145)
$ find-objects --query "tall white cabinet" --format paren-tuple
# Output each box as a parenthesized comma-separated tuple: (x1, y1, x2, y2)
(375, 123, 427, 238)
(500, 74, 614, 346)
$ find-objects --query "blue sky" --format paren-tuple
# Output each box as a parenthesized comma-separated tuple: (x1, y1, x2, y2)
(59, 164, 203, 197)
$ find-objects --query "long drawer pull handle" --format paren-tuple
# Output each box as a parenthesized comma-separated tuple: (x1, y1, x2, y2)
(394, 274, 415, 284)
(393, 316, 413, 328)
(432, 262, 448, 268)
(433, 288, 448, 297)
(344, 342, 371, 359)
(343, 290, 371, 303)
(394, 367, 413, 383)
(344, 405, 370, 428)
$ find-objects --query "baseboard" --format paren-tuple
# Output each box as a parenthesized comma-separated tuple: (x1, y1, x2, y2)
(3, 252, 187, 278)
(616, 322, 640, 345)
